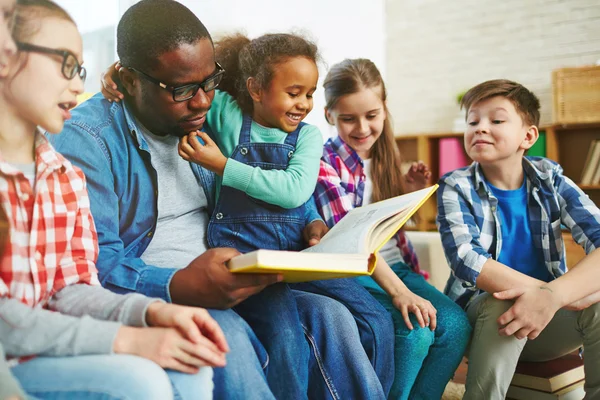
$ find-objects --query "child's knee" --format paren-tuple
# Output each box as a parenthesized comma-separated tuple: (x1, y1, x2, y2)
(474, 293, 513, 320)
(111, 355, 173, 400)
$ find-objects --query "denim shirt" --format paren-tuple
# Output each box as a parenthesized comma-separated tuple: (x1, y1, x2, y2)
(437, 156, 600, 309)
(48, 93, 216, 301)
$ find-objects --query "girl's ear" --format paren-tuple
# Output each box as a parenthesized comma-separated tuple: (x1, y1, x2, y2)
(521, 125, 539, 151)
(324, 107, 335, 125)
(118, 68, 138, 97)
(247, 77, 262, 102)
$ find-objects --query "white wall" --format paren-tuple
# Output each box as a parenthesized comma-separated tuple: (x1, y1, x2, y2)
(386, 0, 600, 135)
(54, 0, 386, 138)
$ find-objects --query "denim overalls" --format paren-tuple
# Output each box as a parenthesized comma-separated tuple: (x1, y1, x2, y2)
(208, 115, 307, 253)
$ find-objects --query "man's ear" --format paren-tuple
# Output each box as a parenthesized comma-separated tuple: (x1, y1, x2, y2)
(246, 77, 262, 102)
(324, 108, 335, 125)
(118, 68, 138, 97)
(521, 125, 539, 151)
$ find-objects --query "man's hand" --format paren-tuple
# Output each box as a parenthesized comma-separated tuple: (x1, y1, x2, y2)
(178, 131, 227, 176)
(303, 219, 329, 247)
(494, 285, 562, 340)
(169, 248, 282, 309)
(146, 302, 229, 365)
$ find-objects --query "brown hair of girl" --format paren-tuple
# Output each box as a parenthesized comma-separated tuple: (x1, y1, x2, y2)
(215, 32, 319, 114)
(14, 0, 75, 43)
(323, 58, 404, 203)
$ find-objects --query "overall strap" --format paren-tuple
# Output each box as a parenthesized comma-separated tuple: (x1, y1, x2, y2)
(283, 121, 305, 147)
(239, 114, 253, 144)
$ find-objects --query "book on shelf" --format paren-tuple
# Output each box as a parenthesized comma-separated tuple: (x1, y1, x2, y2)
(439, 137, 470, 177)
(506, 380, 584, 400)
(528, 130, 547, 157)
(580, 139, 600, 185)
(510, 353, 584, 393)
(227, 185, 439, 282)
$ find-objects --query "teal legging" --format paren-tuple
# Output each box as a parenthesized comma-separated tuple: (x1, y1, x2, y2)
(356, 261, 472, 400)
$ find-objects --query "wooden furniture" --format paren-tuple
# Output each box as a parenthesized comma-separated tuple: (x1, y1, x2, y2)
(396, 122, 600, 266)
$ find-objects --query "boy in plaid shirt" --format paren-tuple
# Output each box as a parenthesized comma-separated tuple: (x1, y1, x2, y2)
(437, 79, 600, 399)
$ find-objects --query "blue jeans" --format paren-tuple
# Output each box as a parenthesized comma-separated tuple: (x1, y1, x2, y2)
(209, 309, 275, 400)
(11, 354, 212, 400)
(233, 283, 309, 399)
(357, 262, 472, 400)
(293, 278, 395, 399)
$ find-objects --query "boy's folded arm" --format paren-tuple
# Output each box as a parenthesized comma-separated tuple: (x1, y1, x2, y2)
(222, 124, 323, 209)
(0, 297, 121, 358)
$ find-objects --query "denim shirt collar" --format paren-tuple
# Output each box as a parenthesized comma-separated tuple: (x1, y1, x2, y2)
(122, 102, 151, 153)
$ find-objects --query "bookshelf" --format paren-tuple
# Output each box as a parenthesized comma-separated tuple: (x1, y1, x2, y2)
(396, 123, 600, 266)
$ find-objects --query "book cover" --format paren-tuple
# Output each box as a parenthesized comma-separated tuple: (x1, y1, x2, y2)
(227, 185, 439, 282)
(528, 130, 546, 157)
(511, 354, 584, 393)
(439, 137, 470, 177)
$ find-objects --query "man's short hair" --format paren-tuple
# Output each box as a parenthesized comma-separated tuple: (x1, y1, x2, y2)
(117, 0, 212, 72)
(461, 79, 541, 127)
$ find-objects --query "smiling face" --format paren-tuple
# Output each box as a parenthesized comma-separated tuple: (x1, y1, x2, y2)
(5, 16, 84, 133)
(251, 56, 318, 133)
(326, 86, 386, 159)
(0, 0, 16, 75)
(464, 96, 537, 166)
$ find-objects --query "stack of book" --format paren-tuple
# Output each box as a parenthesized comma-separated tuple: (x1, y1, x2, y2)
(506, 354, 585, 400)
(580, 140, 600, 185)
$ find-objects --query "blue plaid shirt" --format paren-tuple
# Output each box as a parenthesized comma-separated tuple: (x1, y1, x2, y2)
(437, 156, 600, 309)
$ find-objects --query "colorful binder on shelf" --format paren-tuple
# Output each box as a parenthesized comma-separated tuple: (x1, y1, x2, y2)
(439, 137, 470, 177)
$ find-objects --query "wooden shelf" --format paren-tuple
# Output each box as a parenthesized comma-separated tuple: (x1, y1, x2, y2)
(577, 184, 600, 190)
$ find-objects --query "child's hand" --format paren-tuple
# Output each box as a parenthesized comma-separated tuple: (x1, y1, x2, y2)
(391, 290, 437, 331)
(494, 285, 561, 340)
(113, 325, 225, 373)
(178, 131, 227, 176)
(145, 302, 229, 356)
(404, 161, 431, 193)
(303, 220, 329, 247)
(100, 61, 124, 103)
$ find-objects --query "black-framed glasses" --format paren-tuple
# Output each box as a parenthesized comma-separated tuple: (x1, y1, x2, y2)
(128, 62, 225, 102)
(16, 42, 87, 82)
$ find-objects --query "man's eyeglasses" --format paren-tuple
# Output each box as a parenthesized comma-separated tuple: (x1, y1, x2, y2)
(16, 42, 87, 82)
(128, 62, 225, 102)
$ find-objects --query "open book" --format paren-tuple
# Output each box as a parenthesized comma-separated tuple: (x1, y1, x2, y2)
(227, 185, 438, 282)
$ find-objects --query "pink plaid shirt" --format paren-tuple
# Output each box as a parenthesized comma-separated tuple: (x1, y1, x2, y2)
(0, 134, 99, 308)
(314, 136, 426, 277)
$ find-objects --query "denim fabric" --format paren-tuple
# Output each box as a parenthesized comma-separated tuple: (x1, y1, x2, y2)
(208, 115, 306, 253)
(357, 262, 472, 400)
(293, 278, 396, 399)
(49, 94, 216, 301)
(11, 354, 212, 400)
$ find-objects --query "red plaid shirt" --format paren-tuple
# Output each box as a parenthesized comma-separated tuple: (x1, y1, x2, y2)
(314, 136, 426, 277)
(0, 134, 99, 308)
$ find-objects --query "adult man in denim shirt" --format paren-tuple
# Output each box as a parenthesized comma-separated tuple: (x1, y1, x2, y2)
(51, 1, 394, 399)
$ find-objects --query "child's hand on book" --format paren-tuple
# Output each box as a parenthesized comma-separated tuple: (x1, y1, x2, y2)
(392, 291, 437, 331)
(303, 220, 329, 247)
(179, 131, 227, 176)
(404, 161, 431, 193)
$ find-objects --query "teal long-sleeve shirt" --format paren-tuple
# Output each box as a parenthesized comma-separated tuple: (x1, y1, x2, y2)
(205, 91, 323, 209)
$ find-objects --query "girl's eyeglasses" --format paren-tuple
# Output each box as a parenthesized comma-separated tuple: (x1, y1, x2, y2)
(16, 42, 87, 82)
(127, 62, 225, 102)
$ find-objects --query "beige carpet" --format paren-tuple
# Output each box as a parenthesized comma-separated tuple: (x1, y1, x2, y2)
(442, 381, 466, 400)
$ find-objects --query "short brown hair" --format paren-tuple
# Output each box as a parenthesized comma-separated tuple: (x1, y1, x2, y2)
(460, 79, 541, 126)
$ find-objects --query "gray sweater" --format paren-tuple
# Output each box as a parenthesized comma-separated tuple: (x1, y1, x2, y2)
(0, 284, 160, 359)
(0, 342, 25, 400)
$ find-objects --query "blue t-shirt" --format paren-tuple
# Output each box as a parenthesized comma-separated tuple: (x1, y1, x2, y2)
(488, 178, 553, 282)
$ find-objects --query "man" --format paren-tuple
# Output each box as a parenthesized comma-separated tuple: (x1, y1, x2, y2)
(51, 1, 394, 398)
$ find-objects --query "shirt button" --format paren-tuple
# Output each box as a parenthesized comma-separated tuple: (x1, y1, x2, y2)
(147, 231, 153, 237)
(22, 193, 30, 201)
(35, 251, 42, 261)
(216, 212, 223, 220)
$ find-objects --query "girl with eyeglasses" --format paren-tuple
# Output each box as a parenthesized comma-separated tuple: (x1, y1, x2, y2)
(0, 1, 230, 399)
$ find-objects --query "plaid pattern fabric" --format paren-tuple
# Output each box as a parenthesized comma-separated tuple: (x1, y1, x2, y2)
(0, 134, 99, 308)
(437, 156, 600, 309)
(314, 136, 424, 276)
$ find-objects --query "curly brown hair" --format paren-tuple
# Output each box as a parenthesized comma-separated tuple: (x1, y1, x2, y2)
(215, 32, 319, 114)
